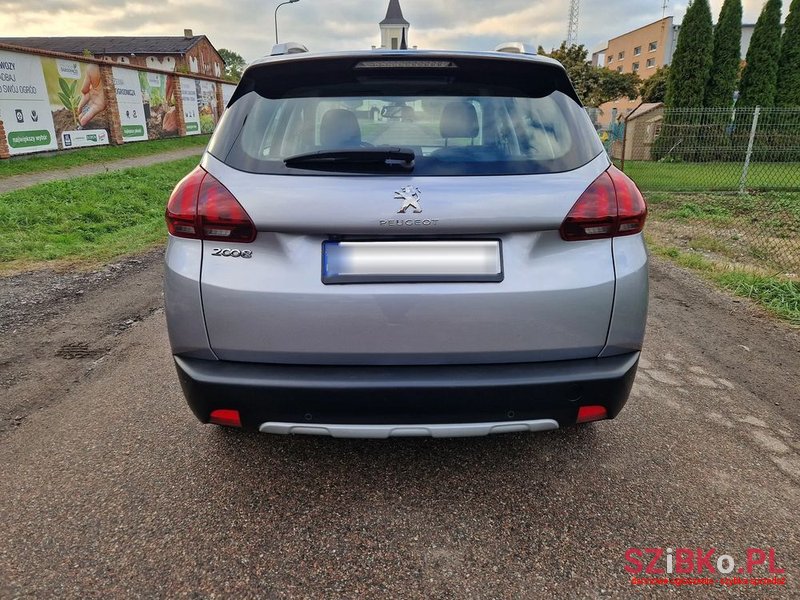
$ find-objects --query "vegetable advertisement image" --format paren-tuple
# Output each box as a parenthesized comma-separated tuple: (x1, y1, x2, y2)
(138, 71, 178, 139)
(195, 79, 218, 134)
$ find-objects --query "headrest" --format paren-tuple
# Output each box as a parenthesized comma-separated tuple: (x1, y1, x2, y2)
(320, 109, 362, 147)
(440, 101, 479, 139)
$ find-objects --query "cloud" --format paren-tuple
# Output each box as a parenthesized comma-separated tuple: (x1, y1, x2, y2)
(0, 0, 791, 64)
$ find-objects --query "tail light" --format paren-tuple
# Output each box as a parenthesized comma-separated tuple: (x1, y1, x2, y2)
(576, 405, 608, 424)
(166, 166, 256, 243)
(560, 166, 647, 241)
(209, 409, 242, 427)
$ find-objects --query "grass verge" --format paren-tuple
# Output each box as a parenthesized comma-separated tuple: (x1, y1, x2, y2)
(643, 190, 799, 276)
(0, 156, 199, 273)
(621, 161, 800, 192)
(0, 135, 209, 180)
(648, 241, 800, 326)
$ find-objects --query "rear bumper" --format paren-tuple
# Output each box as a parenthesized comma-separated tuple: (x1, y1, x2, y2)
(174, 352, 639, 434)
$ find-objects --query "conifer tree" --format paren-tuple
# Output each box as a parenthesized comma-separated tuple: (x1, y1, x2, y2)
(776, 0, 800, 106)
(705, 0, 743, 107)
(738, 0, 783, 107)
(665, 0, 714, 107)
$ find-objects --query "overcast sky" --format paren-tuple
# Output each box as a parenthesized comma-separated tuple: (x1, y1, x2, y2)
(0, 0, 789, 63)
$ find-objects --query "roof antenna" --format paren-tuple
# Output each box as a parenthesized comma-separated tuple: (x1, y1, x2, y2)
(662, 0, 669, 18)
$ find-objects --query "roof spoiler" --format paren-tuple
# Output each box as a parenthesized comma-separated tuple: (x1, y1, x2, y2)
(494, 42, 537, 55)
(270, 42, 308, 56)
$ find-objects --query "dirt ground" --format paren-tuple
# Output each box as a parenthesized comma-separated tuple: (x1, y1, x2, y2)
(0, 251, 798, 597)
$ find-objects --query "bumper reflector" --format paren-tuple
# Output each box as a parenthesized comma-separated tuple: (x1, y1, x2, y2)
(576, 405, 607, 424)
(209, 409, 242, 427)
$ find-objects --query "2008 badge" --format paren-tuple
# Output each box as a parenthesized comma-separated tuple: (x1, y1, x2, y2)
(211, 249, 253, 258)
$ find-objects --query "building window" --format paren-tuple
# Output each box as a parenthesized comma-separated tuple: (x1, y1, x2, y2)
(618, 51, 625, 59)
(632, 62, 640, 72)
(617, 66, 623, 73)
(646, 58, 656, 68)
(391, 37, 398, 49)
(634, 46, 642, 56)
(648, 41, 658, 52)
(607, 55, 613, 62)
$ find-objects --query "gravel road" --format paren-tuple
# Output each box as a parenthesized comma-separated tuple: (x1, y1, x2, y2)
(0, 254, 798, 598)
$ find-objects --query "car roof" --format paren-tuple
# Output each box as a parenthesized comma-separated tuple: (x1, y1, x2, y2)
(245, 48, 564, 73)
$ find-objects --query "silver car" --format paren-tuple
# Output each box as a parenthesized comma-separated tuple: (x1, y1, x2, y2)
(164, 47, 648, 438)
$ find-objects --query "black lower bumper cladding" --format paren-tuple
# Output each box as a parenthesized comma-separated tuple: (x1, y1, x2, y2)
(175, 352, 639, 430)
(174, 352, 640, 432)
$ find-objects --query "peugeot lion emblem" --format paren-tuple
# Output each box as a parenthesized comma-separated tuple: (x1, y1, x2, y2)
(395, 186, 422, 214)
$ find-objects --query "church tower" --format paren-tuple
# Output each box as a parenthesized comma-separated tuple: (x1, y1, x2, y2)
(379, 0, 410, 49)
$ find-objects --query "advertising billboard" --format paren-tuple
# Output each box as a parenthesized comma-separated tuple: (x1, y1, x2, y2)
(0, 50, 58, 155)
(179, 77, 201, 136)
(138, 71, 178, 139)
(221, 83, 236, 113)
(41, 57, 110, 149)
(112, 67, 148, 142)
(196, 79, 218, 133)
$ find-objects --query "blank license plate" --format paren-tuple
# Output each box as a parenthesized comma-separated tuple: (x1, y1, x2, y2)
(322, 240, 503, 284)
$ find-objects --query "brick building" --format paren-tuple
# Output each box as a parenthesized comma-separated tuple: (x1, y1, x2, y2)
(0, 30, 225, 78)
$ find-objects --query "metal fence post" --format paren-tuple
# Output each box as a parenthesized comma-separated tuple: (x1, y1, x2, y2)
(738, 105, 760, 193)
(620, 112, 629, 172)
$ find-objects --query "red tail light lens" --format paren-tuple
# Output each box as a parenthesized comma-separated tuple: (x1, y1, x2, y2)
(165, 167, 256, 243)
(560, 166, 647, 241)
(166, 166, 205, 238)
(209, 409, 242, 427)
(576, 405, 608, 424)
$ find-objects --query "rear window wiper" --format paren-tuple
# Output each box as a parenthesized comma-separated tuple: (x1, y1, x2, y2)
(283, 147, 415, 172)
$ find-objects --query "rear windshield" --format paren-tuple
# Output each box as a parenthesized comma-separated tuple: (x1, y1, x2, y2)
(208, 55, 604, 176)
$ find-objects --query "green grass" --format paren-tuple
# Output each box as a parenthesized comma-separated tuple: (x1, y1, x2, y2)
(715, 272, 800, 325)
(0, 156, 199, 271)
(646, 190, 800, 239)
(649, 242, 800, 325)
(0, 135, 209, 180)
(622, 161, 800, 192)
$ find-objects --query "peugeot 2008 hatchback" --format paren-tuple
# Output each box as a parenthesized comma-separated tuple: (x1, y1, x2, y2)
(164, 46, 648, 438)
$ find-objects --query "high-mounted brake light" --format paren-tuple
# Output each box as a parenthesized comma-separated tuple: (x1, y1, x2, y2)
(165, 167, 256, 243)
(560, 166, 647, 241)
(354, 60, 457, 69)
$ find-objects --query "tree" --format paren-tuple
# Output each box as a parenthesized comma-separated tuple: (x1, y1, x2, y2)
(665, 0, 714, 107)
(705, 0, 743, 108)
(218, 48, 246, 82)
(588, 70, 641, 106)
(537, 43, 640, 106)
(640, 66, 670, 103)
(737, 0, 783, 107)
(776, 0, 800, 106)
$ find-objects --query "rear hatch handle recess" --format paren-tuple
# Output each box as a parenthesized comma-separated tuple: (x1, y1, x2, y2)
(283, 147, 415, 172)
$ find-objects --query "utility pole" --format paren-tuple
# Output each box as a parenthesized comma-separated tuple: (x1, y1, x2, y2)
(566, 0, 580, 46)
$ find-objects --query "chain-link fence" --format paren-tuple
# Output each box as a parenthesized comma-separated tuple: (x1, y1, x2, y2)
(615, 106, 800, 276)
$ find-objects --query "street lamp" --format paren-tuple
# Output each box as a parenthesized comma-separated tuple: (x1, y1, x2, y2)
(275, 0, 300, 45)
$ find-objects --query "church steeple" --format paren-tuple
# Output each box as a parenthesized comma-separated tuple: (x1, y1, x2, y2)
(379, 0, 410, 49)
(380, 0, 409, 26)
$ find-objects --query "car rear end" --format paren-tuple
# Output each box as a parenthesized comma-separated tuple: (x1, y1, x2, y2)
(164, 50, 648, 437)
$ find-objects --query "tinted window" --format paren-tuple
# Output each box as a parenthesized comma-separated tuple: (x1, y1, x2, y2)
(209, 56, 604, 176)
